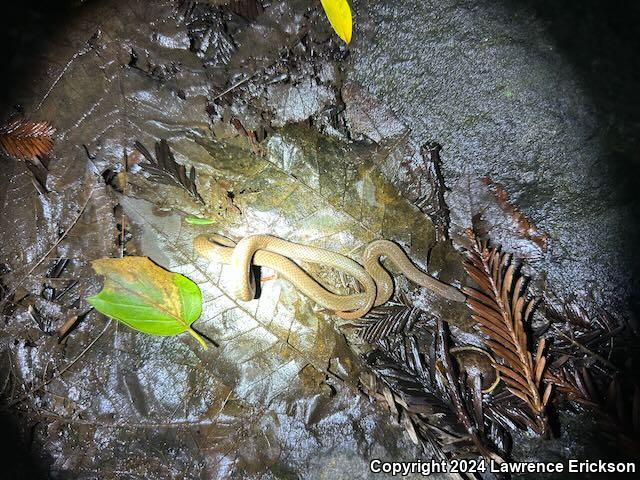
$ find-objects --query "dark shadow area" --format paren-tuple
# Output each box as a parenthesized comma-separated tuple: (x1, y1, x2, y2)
(522, 0, 640, 315)
(0, 0, 85, 115)
(0, 411, 49, 480)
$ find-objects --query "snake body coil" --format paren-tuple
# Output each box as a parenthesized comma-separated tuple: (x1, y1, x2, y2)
(193, 234, 465, 319)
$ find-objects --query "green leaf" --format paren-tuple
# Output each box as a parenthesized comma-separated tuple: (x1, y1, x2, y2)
(87, 256, 207, 349)
(320, 0, 353, 44)
(185, 215, 216, 225)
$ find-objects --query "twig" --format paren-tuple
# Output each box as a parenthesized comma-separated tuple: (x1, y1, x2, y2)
(211, 70, 262, 100)
(5, 318, 113, 409)
(121, 147, 128, 257)
(0, 191, 93, 309)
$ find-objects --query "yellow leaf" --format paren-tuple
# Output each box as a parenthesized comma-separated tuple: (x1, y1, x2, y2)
(320, 0, 353, 44)
(88, 256, 207, 349)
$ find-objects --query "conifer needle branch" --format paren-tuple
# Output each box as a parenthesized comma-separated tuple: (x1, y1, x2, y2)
(462, 231, 551, 436)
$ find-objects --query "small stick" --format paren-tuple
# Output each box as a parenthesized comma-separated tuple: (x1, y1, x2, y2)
(211, 71, 262, 100)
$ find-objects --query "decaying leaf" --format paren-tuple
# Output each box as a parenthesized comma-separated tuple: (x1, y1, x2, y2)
(88, 256, 207, 349)
(462, 231, 551, 435)
(118, 121, 440, 415)
(0, 119, 55, 160)
(415, 143, 451, 242)
(320, 0, 353, 44)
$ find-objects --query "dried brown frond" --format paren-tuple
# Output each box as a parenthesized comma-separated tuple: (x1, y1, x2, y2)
(544, 366, 599, 407)
(481, 177, 549, 251)
(361, 347, 477, 462)
(545, 367, 640, 455)
(0, 120, 55, 160)
(135, 139, 205, 204)
(462, 231, 551, 435)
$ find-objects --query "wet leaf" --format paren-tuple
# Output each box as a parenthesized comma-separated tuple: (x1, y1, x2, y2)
(87, 256, 207, 349)
(120, 123, 442, 406)
(320, 0, 352, 44)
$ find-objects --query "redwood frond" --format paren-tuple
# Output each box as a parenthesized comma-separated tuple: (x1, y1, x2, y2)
(0, 120, 55, 160)
(462, 230, 550, 435)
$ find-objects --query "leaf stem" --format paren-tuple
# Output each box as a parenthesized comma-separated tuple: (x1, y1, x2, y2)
(187, 327, 208, 350)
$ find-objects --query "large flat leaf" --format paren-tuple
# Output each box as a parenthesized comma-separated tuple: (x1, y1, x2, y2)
(88, 256, 206, 348)
(121, 122, 467, 405)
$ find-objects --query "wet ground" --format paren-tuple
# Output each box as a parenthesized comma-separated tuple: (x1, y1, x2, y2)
(0, 0, 638, 478)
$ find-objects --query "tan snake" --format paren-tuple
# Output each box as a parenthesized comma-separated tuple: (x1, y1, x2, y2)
(193, 234, 466, 319)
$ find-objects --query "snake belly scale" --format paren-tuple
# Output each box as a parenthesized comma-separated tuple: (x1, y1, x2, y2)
(193, 234, 466, 318)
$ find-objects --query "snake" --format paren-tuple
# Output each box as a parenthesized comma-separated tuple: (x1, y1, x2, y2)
(193, 234, 466, 319)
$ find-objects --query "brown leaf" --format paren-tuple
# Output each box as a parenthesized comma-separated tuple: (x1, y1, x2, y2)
(535, 355, 547, 385)
(543, 382, 553, 407)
